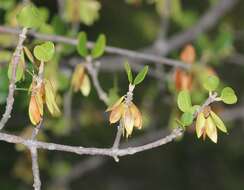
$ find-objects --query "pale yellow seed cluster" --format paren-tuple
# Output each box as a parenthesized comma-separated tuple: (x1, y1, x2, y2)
(29, 78, 60, 125)
(107, 95, 142, 138)
(195, 106, 227, 143)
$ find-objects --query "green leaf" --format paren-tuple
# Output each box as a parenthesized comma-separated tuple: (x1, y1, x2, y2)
(180, 112, 194, 127)
(220, 87, 237, 104)
(17, 5, 43, 29)
(8, 52, 25, 82)
(210, 111, 227, 133)
(124, 61, 133, 83)
(91, 34, 106, 58)
(203, 75, 219, 91)
(133, 65, 148, 85)
(34, 42, 55, 62)
(177, 90, 192, 112)
(77, 32, 88, 57)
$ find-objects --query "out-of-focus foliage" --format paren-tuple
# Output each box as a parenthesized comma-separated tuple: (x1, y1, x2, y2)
(0, 0, 243, 189)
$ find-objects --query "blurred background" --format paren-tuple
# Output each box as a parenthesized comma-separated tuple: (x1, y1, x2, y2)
(0, 0, 244, 189)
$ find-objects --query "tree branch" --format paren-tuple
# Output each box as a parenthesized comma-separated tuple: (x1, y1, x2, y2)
(0, 127, 182, 157)
(0, 26, 188, 69)
(0, 27, 28, 130)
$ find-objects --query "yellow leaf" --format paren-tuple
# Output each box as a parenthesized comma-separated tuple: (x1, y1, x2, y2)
(23, 46, 35, 63)
(210, 111, 227, 133)
(45, 80, 60, 116)
(206, 117, 218, 143)
(130, 103, 142, 129)
(80, 74, 91, 96)
(109, 104, 124, 124)
(195, 112, 205, 138)
(106, 96, 124, 112)
(71, 64, 85, 92)
(29, 96, 42, 125)
(123, 107, 134, 138)
(35, 93, 43, 116)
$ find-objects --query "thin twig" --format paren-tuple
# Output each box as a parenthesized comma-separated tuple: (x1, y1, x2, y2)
(112, 125, 123, 149)
(31, 119, 44, 140)
(30, 147, 41, 190)
(50, 128, 172, 188)
(30, 61, 44, 190)
(85, 61, 109, 104)
(30, 119, 43, 190)
(0, 27, 28, 130)
(0, 128, 183, 157)
(0, 93, 218, 159)
(0, 26, 188, 69)
(111, 125, 123, 162)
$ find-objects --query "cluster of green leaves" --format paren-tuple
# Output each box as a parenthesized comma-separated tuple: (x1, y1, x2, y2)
(124, 61, 148, 85)
(7, 41, 55, 82)
(177, 75, 237, 127)
(196, 26, 234, 65)
(77, 32, 106, 59)
(203, 75, 237, 104)
(177, 90, 198, 127)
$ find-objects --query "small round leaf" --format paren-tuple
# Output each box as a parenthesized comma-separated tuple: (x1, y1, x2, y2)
(177, 90, 192, 112)
(34, 42, 55, 62)
(203, 75, 219, 91)
(181, 112, 194, 127)
(17, 5, 43, 29)
(220, 87, 237, 104)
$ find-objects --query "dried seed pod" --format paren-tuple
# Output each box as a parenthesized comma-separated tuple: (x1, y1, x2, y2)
(107, 96, 143, 138)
